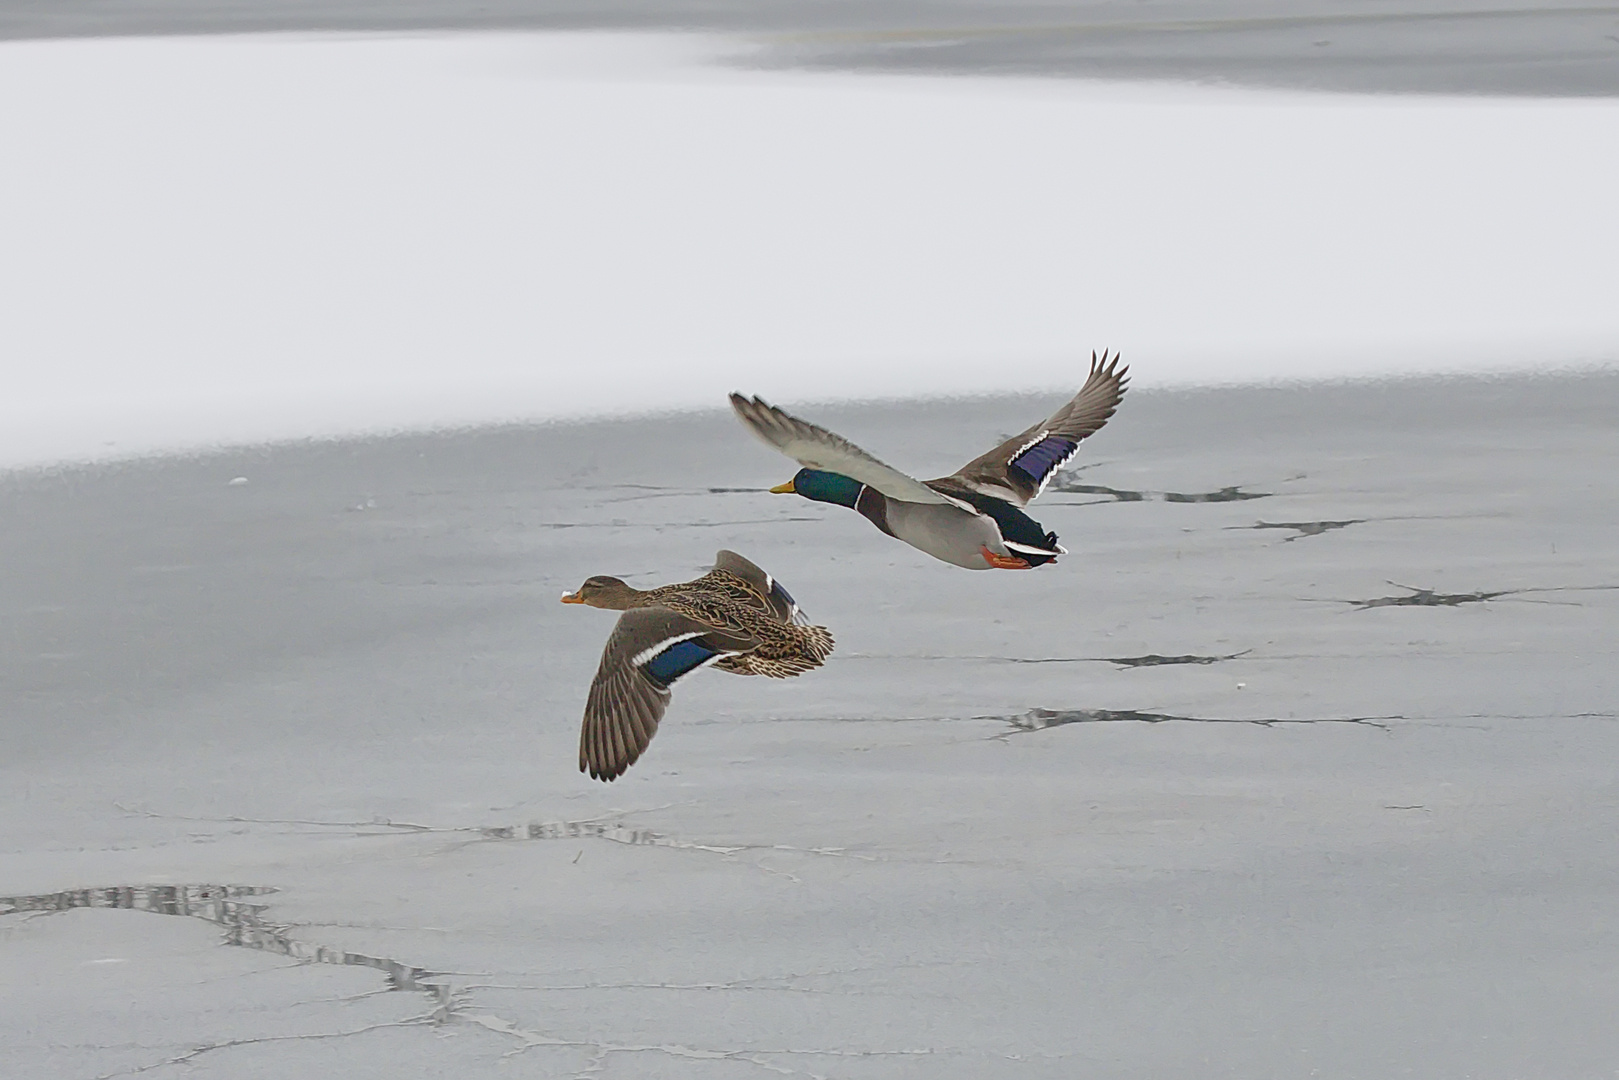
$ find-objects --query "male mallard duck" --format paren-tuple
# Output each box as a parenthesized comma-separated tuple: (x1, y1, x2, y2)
(730, 351, 1128, 570)
(560, 550, 834, 781)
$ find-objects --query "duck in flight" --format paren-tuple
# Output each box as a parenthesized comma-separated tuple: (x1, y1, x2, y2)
(561, 550, 834, 781)
(730, 351, 1128, 570)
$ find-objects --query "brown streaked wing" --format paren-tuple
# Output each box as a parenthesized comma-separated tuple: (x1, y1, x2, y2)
(711, 550, 816, 627)
(709, 550, 780, 613)
(578, 607, 754, 782)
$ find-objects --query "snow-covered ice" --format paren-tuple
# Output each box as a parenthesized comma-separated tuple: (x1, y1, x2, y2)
(2, 33, 1617, 467)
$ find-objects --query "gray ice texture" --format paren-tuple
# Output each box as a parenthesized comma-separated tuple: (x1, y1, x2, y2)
(3, 0, 1619, 96)
(4, 371, 1618, 1078)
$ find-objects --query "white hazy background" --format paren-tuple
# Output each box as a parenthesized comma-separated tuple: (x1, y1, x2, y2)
(2, 32, 1617, 467)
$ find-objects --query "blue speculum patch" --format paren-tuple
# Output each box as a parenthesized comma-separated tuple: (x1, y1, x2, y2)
(1009, 437, 1077, 487)
(643, 638, 719, 687)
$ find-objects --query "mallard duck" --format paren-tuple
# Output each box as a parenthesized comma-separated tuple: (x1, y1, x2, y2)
(560, 550, 834, 781)
(730, 351, 1128, 570)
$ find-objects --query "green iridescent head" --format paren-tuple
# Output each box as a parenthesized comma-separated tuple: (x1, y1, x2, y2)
(770, 468, 862, 509)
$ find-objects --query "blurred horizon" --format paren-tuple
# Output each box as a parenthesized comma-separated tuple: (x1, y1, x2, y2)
(5, 0, 1619, 96)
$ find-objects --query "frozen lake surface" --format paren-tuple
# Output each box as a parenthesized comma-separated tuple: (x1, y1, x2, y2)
(4, 32, 1618, 468)
(4, 372, 1618, 1077)
(4, 22, 1617, 1078)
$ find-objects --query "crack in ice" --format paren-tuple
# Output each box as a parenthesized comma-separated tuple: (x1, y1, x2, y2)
(0, 885, 450, 1005)
(989, 708, 1401, 733)
(1243, 518, 1366, 540)
(90, 1015, 444, 1079)
(463, 1007, 937, 1079)
(1323, 581, 1619, 610)
(843, 650, 1253, 667)
(1044, 475, 1273, 503)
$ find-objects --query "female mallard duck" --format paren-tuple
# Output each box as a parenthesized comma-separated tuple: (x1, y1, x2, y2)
(730, 351, 1128, 570)
(560, 550, 834, 781)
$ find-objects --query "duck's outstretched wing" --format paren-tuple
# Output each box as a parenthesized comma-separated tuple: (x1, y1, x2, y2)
(936, 351, 1129, 507)
(581, 608, 754, 782)
(729, 393, 955, 506)
(710, 549, 811, 625)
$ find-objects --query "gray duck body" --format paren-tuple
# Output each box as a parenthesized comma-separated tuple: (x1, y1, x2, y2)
(730, 352, 1128, 570)
(855, 487, 1014, 570)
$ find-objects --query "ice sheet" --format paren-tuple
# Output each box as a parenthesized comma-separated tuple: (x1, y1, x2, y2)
(3, 33, 1617, 468)
(4, 373, 1617, 1077)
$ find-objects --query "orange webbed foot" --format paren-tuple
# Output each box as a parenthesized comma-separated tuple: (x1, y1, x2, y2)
(980, 545, 1033, 570)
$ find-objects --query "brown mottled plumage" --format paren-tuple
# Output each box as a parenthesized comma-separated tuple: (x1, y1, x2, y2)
(561, 551, 833, 781)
